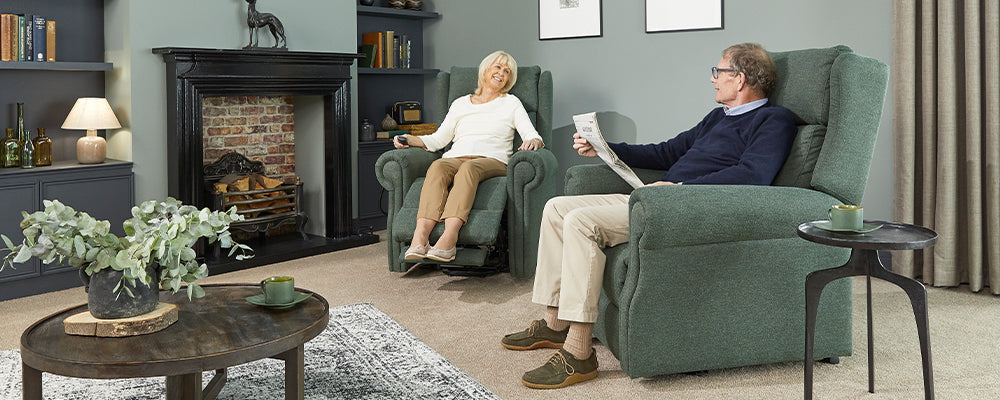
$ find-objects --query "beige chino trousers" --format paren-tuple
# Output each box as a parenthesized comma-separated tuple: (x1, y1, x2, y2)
(417, 156, 507, 223)
(531, 194, 631, 323)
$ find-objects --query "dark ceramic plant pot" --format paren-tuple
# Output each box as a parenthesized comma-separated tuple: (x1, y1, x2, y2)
(360, 0, 375, 6)
(80, 264, 160, 319)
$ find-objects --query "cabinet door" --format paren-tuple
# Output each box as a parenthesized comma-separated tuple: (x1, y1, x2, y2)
(42, 175, 134, 274)
(0, 183, 41, 282)
(357, 141, 395, 230)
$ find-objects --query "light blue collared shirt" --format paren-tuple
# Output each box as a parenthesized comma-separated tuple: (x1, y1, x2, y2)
(724, 98, 769, 116)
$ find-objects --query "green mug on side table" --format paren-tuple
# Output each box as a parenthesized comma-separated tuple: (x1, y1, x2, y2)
(828, 204, 863, 230)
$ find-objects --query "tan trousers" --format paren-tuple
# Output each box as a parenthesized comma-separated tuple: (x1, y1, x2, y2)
(531, 194, 631, 323)
(417, 156, 507, 223)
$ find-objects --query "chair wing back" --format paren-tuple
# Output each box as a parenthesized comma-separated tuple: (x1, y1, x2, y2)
(769, 46, 889, 205)
(434, 66, 553, 146)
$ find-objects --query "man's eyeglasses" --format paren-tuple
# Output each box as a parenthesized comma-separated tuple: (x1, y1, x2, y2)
(711, 67, 739, 79)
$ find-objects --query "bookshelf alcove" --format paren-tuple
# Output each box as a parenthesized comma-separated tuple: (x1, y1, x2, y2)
(0, 0, 135, 300)
(355, 4, 439, 231)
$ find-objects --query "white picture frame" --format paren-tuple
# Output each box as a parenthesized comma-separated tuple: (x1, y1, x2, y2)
(645, 0, 724, 33)
(539, 0, 603, 40)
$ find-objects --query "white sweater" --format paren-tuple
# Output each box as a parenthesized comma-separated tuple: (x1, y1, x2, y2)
(419, 94, 543, 164)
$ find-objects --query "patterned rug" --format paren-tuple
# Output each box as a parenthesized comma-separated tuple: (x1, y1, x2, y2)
(0, 303, 499, 399)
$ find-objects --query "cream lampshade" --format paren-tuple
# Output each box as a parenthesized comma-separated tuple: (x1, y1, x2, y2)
(61, 98, 122, 164)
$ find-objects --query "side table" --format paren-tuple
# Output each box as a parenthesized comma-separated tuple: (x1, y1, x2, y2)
(797, 220, 938, 400)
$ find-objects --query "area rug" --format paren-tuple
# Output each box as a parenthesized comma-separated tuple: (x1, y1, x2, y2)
(0, 303, 499, 399)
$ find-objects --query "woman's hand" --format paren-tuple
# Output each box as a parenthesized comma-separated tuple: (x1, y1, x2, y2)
(573, 132, 598, 157)
(393, 134, 426, 149)
(518, 138, 544, 151)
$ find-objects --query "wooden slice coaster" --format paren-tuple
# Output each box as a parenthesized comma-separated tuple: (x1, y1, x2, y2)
(63, 302, 179, 337)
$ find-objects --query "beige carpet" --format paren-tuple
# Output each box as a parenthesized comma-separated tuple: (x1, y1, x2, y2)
(2, 234, 999, 399)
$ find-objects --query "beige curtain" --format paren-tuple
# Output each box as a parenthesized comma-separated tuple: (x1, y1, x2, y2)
(893, 0, 1000, 293)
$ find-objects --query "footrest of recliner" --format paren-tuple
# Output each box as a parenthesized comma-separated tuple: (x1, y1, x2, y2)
(398, 247, 488, 266)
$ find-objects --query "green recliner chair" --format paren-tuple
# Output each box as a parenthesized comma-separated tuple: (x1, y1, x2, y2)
(563, 46, 889, 378)
(375, 66, 556, 277)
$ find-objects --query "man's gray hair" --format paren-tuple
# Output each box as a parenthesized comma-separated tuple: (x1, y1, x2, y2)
(723, 43, 777, 96)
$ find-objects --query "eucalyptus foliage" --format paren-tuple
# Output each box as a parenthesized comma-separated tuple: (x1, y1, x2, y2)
(0, 198, 253, 300)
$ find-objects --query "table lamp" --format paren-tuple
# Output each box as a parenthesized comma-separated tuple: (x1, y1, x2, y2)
(61, 98, 121, 164)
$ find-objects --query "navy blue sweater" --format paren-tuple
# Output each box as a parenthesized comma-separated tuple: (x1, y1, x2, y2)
(608, 103, 796, 185)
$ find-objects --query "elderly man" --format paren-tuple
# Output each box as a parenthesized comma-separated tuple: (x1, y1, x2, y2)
(502, 43, 798, 389)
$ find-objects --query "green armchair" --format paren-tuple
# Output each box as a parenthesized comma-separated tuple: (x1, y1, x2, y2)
(375, 66, 556, 277)
(565, 46, 889, 378)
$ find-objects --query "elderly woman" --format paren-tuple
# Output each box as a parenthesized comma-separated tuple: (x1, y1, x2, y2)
(393, 50, 544, 263)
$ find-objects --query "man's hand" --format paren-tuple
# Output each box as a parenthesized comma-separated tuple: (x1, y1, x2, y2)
(643, 181, 679, 187)
(518, 138, 543, 151)
(573, 132, 598, 157)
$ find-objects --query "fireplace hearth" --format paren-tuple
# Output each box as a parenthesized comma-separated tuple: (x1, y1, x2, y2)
(155, 47, 376, 271)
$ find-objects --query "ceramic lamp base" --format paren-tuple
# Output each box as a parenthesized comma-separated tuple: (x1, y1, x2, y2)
(77, 131, 106, 164)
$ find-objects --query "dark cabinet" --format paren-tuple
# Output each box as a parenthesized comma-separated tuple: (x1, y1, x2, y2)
(357, 140, 395, 231)
(0, 160, 134, 301)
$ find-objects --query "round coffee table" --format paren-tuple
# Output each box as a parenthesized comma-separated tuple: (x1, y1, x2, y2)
(798, 220, 938, 400)
(20, 283, 329, 400)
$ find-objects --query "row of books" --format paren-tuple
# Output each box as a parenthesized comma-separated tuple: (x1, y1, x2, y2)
(0, 14, 56, 62)
(360, 31, 411, 69)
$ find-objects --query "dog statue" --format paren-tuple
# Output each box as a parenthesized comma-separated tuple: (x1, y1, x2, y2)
(244, 0, 286, 49)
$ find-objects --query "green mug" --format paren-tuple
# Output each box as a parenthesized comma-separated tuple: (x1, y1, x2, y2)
(829, 204, 863, 230)
(260, 276, 295, 304)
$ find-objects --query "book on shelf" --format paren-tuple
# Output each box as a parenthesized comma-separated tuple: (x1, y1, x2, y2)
(376, 129, 408, 140)
(23, 15, 32, 62)
(361, 31, 383, 68)
(45, 20, 54, 61)
(392, 35, 400, 70)
(1, 14, 12, 61)
(396, 123, 437, 136)
(16, 15, 24, 61)
(359, 44, 376, 68)
(31, 16, 44, 62)
(383, 30, 394, 68)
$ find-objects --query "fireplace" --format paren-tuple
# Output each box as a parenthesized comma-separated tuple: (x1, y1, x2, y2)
(154, 47, 377, 270)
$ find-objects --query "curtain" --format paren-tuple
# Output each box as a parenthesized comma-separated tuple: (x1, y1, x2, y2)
(893, 0, 1000, 293)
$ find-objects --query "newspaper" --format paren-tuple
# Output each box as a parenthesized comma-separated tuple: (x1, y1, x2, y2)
(572, 112, 644, 189)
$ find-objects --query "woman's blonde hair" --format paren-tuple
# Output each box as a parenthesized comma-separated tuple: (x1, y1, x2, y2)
(474, 50, 518, 96)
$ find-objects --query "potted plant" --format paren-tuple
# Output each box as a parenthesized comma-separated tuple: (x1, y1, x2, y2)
(0, 197, 253, 319)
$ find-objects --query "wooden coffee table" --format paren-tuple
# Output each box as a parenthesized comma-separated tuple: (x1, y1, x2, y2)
(20, 283, 329, 400)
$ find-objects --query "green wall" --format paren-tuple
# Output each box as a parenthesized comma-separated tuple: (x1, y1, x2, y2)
(423, 0, 894, 219)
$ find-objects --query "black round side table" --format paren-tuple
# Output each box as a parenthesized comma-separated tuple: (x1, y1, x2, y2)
(797, 220, 938, 400)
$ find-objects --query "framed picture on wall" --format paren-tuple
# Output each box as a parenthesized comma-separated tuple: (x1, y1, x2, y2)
(539, 0, 603, 40)
(646, 0, 724, 33)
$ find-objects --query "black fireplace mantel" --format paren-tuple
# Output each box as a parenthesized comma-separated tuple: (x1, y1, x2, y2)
(154, 47, 365, 243)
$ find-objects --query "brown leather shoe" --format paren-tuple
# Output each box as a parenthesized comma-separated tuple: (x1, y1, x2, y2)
(522, 348, 598, 389)
(501, 319, 568, 351)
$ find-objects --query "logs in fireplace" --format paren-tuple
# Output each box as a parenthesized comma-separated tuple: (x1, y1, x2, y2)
(204, 152, 307, 241)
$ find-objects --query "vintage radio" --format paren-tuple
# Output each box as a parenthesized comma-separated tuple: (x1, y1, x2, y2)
(391, 101, 422, 124)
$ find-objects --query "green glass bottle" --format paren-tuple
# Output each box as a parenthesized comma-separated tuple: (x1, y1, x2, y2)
(17, 103, 34, 169)
(32, 128, 52, 166)
(2, 128, 19, 167)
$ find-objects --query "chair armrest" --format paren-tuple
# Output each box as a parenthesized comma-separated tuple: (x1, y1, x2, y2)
(628, 184, 842, 248)
(564, 164, 664, 195)
(506, 148, 558, 278)
(507, 148, 558, 197)
(375, 148, 440, 193)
